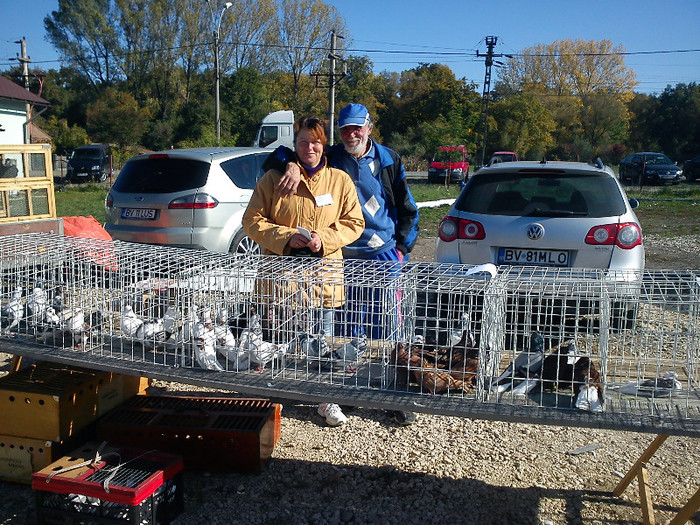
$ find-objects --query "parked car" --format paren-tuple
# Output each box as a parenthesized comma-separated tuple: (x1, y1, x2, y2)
(487, 151, 519, 165)
(435, 160, 644, 328)
(105, 147, 273, 255)
(682, 154, 700, 182)
(427, 145, 469, 183)
(618, 152, 682, 185)
(66, 144, 113, 183)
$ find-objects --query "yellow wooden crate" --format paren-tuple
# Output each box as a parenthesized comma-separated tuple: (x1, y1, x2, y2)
(0, 362, 146, 442)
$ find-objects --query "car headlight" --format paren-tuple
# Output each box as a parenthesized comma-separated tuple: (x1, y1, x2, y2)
(452, 168, 463, 173)
(91, 164, 100, 171)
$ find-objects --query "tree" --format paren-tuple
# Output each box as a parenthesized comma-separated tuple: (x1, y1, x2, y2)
(86, 87, 150, 146)
(497, 39, 637, 156)
(653, 83, 700, 160)
(219, 0, 279, 72)
(276, 0, 346, 106)
(490, 94, 555, 159)
(44, 0, 122, 87)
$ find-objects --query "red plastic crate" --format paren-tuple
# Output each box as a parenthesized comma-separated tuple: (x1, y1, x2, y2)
(32, 442, 183, 524)
(96, 395, 281, 474)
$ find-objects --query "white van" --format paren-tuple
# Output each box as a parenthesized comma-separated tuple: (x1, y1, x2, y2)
(253, 110, 294, 149)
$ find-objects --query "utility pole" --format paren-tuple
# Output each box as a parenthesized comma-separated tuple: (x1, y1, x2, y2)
(16, 37, 32, 144)
(476, 36, 509, 166)
(315, 30, 346, 144)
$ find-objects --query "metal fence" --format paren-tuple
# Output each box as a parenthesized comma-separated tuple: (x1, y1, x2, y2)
(1, 233, 698, 436)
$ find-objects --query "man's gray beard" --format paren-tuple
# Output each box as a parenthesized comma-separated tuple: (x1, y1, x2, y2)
(344, 137, 368, 157)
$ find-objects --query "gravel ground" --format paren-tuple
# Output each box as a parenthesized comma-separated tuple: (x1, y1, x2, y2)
(1, 235, 699, 525)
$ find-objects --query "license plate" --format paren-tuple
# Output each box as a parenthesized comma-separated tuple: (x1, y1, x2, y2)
(121, 208, 156, 220)
(497, 247, 569, 267)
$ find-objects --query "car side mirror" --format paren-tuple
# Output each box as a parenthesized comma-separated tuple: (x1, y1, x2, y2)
(628, 198, 639, 209)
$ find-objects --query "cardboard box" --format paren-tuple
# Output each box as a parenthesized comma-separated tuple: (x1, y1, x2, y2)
(0, 362, 147, 441)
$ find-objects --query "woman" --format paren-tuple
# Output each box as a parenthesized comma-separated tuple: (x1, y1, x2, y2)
(242, 116, 364, 426)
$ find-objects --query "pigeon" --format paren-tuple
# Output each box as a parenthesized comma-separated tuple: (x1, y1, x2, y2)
(162, 305, 179, 340)
(329, 333, 368, 372)
(192, 319, 224, 371)
(249, 341, 288, 370)
(25, 287, 48, 328)
(213, 308, 245, 367)
(41, 306, 62, 343)
(59, 307, 87, 347)
(575, 385, 603, 412)
(492, 331, 545, 393)
(120, 305, 144, 339)
(136, 317, 167, 349)
(237, 313, 263, 355)
(449, 312, 474, 347)
(540, 340, 604, 407)
(306, 330, 329, 359)
(1, 286, 24, 334)
(619, 370, 683, 397)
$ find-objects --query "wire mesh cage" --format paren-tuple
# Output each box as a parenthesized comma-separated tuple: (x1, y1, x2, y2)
(1, 233, 698, 434)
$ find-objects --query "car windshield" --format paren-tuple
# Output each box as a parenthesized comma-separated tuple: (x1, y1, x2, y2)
(645, 154, 673, 165)
(454, 172, 627, 218)
(113, 157, 209, 193)
(70, 148, 102, 160)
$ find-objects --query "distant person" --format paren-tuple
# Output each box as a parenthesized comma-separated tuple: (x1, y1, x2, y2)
(263, 103, 420, 426)
(1, 159, 18, 178)
(242, 115, 364, 427)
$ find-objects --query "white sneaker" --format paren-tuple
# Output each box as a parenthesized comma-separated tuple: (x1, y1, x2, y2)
(317, 403, 347, 426)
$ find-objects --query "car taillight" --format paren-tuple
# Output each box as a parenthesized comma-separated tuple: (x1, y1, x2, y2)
(169, 193, 219, 209)
(105, 192, 113, 208)
(585, 222, 642, 249)
(438, 217, 486, 241)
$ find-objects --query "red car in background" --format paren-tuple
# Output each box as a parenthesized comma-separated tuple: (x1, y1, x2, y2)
(428, 145, 469, 184)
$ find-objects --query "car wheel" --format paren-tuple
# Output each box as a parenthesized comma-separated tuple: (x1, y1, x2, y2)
(230, 230, 260, 257)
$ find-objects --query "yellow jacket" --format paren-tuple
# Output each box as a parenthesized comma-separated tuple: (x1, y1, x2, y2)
(242, 161, 364, 308)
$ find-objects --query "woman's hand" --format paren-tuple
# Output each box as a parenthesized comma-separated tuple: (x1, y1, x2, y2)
(287, 232, 323, 253)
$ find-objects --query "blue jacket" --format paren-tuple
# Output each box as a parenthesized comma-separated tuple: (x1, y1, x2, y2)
(263, 142, 419, 257)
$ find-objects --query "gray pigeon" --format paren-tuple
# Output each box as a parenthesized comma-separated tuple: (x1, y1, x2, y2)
(330, 333, 368, 371)
(492, 331, 545, 393)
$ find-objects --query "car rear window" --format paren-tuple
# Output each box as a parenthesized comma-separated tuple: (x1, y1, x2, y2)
(455, 172, 627, 217)
(221, 153, 267, 189)
(113, 157, 210, 193)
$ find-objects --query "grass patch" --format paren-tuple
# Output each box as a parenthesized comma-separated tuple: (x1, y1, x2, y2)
(55, 183, 109, 223)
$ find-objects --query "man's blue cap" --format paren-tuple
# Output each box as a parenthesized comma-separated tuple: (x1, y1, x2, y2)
(338, 104, 370, 128)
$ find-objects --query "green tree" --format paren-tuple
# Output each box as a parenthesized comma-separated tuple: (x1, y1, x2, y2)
(86, 87, 150, 146)
(44, 0, 122, 87)
(41, 116, 90, 154)
(653, 83, 700, 160)
(490, 94, 556, 159)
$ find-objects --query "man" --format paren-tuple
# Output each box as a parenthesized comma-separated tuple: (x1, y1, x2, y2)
(263, 103, 420, 426)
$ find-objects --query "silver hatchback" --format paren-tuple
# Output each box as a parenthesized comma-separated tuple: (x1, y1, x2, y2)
(105, 147, 273, 255)
(435, 160, 644, 271)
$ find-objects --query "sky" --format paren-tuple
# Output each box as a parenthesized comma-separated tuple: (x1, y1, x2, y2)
(1, 0, 698, 95)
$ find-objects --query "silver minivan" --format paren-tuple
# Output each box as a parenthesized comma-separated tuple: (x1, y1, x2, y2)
(105, 147, 272, 255)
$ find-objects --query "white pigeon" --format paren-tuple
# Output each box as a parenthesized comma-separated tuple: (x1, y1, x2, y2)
(492, 331, 545, 393)
(136, 317, 167, 349)
(249, 341, 288, 369)
(60, 307, 87, 347)
(120, 305, 144, 339)
(238, 314, 263, 355)
(214, 309, 240, 362)
(25, 287, 48, 328)
(1, 286, 24, 334)
(449, 312, 474, 347)
(41, 306, 62, 343)
(193, 320, 224, 371)
(575, 385, 603, 412)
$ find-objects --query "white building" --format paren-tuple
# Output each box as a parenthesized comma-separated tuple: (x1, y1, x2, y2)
(0, 75, 50, 146)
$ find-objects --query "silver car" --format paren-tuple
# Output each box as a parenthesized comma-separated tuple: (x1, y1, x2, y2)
(105, 147, 272, 255)
(435, 160, 645, 327)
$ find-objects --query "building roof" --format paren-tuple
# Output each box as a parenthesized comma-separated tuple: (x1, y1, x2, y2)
(0, 75, 50, 106)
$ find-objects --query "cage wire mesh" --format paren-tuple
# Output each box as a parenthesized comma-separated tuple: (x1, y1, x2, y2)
(1, 233, 698, 433)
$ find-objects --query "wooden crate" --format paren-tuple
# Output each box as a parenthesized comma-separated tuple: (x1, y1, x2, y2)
(0, 362, 146, 441)
(97, 395, 281, 474)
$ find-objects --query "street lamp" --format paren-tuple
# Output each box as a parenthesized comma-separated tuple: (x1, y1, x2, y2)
(213, 1, 233, 144)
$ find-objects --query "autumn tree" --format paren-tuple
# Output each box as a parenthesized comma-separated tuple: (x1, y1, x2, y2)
(489, 94, 556, 159)
(86, 88, 150, 146)
(497, 39, 637, 158)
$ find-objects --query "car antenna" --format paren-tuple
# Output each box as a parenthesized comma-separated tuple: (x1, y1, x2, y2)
(540, 157, 547, 164)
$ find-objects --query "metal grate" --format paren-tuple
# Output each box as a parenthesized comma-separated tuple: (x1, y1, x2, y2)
(2, 233, 699, 435)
